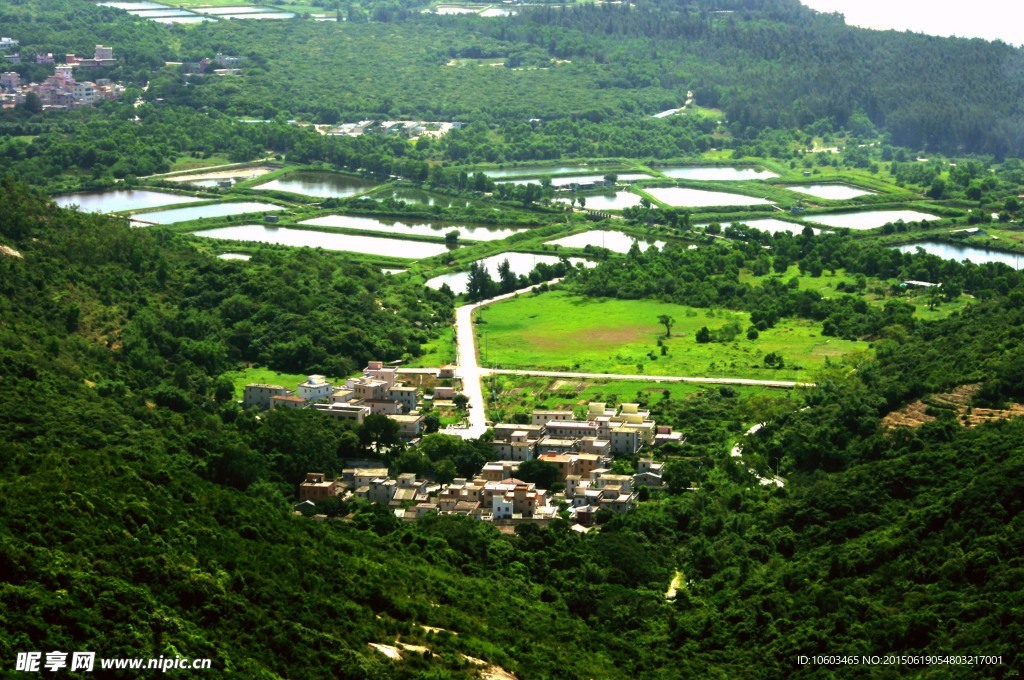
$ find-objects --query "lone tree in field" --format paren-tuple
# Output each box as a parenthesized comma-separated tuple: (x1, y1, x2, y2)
(658, 314, 675, 338)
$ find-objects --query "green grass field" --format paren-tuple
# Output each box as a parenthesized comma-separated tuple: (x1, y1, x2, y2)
(475, 290, 869, 381)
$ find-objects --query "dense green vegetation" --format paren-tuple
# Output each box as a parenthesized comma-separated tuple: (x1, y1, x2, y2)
(2, 0, 1024, 676)
(4, 175, 1024, 675)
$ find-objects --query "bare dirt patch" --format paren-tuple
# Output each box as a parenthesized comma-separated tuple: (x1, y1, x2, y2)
(527, 325, 649, 352)
(882, 383, 1024, 429)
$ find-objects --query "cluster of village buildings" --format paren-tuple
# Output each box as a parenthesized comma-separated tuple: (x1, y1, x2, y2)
(0, 40, 123, 110)
(243, 361, 461, 439)
(279, 363, 680, 527)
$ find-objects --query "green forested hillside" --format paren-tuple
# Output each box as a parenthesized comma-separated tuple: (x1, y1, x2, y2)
(2, 180, 1022, 676)
(2, 0, 1024, 676)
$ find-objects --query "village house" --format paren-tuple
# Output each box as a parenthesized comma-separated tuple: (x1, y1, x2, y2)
(311, 401, 369, 423)
(297, 374, 333, 402)
(491, 427, 541, 461)
(298, 472, 340, 502)
(270, 395, 306, 410)
(243, 383, 290, 410)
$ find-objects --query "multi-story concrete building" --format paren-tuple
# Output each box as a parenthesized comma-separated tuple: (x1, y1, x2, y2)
(297, 374, 333, 402)
(243, 383, 290, 410)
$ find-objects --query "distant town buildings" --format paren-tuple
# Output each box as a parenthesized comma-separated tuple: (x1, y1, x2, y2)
(0, 43, 122, 110)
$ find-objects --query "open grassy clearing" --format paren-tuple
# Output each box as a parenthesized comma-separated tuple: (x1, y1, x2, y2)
(475, 289, 869, 381)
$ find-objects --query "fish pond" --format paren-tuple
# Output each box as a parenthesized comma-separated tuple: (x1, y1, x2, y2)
(656, 167, 778, 181)
(484, 165, 600, 179)
(545, 230, 666, 253)
(253, 172, 378, 199)
(373, 187, 486, 210)
(644, 187, 773, 207)
(54, 189, 199, 214)
(808, 210, 939, 230)
(426, 252, 594, 294)
(192, 225, 452, 258)
(300, 215, 524, 242)
(134, 201, 282, 224)
(895, 241, 1024, 270)
(787, 184, 875, 200)
(556, 191, 645, 211)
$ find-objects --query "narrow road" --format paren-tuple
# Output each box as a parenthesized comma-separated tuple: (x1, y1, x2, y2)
(442, 281, 562, 439)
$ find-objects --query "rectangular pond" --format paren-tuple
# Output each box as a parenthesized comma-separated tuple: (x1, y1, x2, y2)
(787, 184, 875, 200)
(134, 201, 283, 224)
(127, 8, 196, 16)
(699, 218, 817, 236)
(192, 225, 452, 258)
(555, 191, 645, 211)
(895, 241, 1024, 270)
(435, 6, 483, 14)
(98, 1, 170, 8)
(149, 16, 216, 23)
(254, 172, 378, 199)
(656, 167, 778, 181)
(219, 12, 295, 18)
(426, 252, 594, 294)
(484, 165, 599, 179)
(54, 189, 199, 214)
(807, 210, 939, 230)
(644, 187, 772, 208)
(545, 230, 666, 253)
(300, 214, 524, 242)
(192, 6, 276, 14)
(506, 173, 651, 187)
(373, 187, 484, 210)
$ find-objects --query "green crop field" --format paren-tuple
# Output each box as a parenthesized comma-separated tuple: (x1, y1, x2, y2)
(475, 290, 869, 381)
